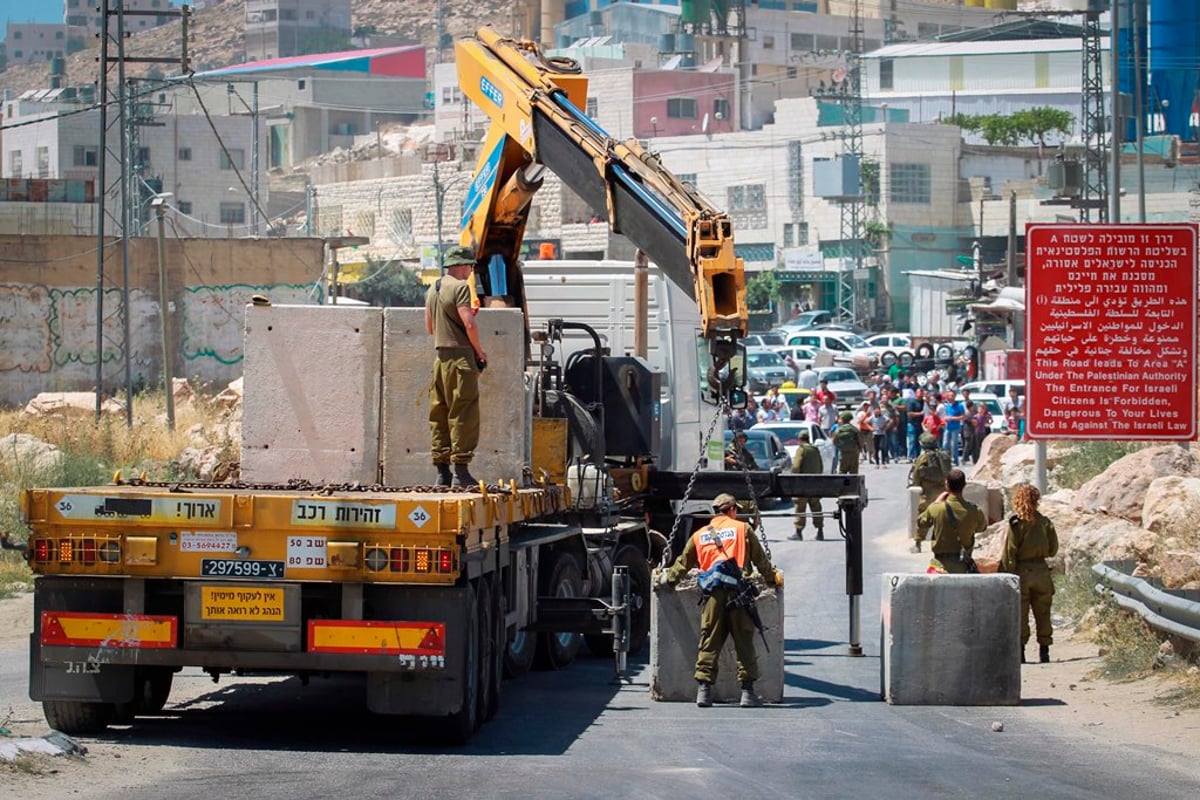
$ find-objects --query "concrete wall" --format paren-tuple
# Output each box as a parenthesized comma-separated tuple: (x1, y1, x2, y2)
(0, 234, 323, 407)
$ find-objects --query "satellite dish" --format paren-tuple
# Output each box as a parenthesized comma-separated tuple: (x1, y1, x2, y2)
(832, 67, 847, 83)
(702, 112, 710, 133)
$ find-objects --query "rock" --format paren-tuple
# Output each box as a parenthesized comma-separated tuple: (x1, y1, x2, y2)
(172, 377, 195, 407)
(1074, 446, 1200, 525)
(1142, 476, 1200, 549)
(23, 391, 124, 418)
(991, 721, 1004, 732)
(215, 377, 244, 410)
(1157, 550, 1200, 590)
(0, 433, 64, 474)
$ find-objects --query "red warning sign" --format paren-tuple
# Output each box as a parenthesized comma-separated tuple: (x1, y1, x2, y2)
(1025, 223, 1198, 441)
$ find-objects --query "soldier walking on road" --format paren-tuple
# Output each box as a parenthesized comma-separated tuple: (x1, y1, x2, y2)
(915, 469, 987, 574)
(832, 411, 862, 474)
(789, 430, 824, 541)
(1001, 483, 1059, 664)
(425, 246, 488, 489)
(657, 494, 783, 708)
(908, 432, 951, 552)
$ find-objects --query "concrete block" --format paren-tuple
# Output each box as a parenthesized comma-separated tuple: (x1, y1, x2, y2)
(908, 486, 922, 539)
(381, 308, 529, 486)
(650, 578, 784, 703)
(881, 572, 1021, 705)
(963, 480, 988, 518)
(241, 305, 383, 485)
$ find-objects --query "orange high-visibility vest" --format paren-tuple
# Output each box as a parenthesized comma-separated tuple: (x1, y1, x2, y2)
(693, 515, 748, 572)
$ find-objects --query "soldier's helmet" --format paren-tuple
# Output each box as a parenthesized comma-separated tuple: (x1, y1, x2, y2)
(839, 411, 853, 423)
(919, 432, 937, 449)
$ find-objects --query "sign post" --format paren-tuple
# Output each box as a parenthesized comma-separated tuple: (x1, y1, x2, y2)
(1025, 223, 1198, 442)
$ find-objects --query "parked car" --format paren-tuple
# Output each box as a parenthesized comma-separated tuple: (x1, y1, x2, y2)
(753, 420, 835, 473)
(960, 380, 1025, 404)
(742, 331, 787, 348)
(723, 429, 792, 476)
(744, 346, 793, 392)
(966, 392, 1008, 435)
(774, 344, 821, 372)
(779, 309, 833, 331)
(813, 366, 870, 408)
(865, 332, 912, 351)
(785, 331, 879, 373)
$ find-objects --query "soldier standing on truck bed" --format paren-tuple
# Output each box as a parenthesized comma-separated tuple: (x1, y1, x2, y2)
(425, 245, 488, 489)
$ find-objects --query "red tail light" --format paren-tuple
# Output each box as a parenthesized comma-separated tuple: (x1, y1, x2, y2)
(34, 539, 51, 563)
(79, 539, 97, 565)
(437, 549, 454, 574)
(389, 548, 410, 573)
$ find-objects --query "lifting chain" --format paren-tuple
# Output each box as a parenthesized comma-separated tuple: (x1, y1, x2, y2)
(658, 402, 727, 568)
(733, 436, 771, 562)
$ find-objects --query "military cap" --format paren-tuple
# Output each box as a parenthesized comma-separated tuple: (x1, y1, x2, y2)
(919, 432, 937, 449)
(442, 246, 476, 268)
(712, 493, 738, 511)
(798, 429, 810, 440)
(839, 410, 853, 422)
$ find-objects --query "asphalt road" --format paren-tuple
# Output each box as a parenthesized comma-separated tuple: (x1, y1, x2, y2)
(4, 463, 1198, 799)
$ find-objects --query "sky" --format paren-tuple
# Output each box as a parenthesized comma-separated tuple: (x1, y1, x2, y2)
(3, 1, 180, 40)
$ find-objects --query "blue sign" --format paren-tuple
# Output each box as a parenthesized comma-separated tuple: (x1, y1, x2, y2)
(479, 76, 504, 109)
(461, 136, 506, 230)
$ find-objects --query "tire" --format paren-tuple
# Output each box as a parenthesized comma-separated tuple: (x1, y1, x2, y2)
(43, 700, 114, 735)
(880, 350, 898, 368)
(434, 582, 478, 745)
(613, 545, 652, 657)
(534, 552, 583, 670)
(935, 343, 954, 362)
(914, 342, 934, 360)
(476, 575, 502, 725)
(962, 345, 979, 364)
(898, 351, 915, 368)
(503, 627, 537, 678)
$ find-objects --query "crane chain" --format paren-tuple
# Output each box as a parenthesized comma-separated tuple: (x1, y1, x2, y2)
(658, 402, 728, 568)
(734, 439, 771, 562)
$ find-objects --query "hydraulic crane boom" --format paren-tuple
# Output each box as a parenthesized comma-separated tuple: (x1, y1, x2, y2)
(454, 27, 747, 373)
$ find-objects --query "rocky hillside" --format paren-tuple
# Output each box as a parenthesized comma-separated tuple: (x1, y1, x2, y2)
(0, 0, 513, 95)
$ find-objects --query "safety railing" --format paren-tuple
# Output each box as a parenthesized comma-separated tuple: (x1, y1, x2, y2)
(1092, 560, 1200, 643)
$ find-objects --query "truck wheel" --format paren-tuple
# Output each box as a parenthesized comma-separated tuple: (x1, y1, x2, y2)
(503, 628, 536, 678)
(43, 700, 114, 735)
(475, 575, 502, 725)
(434, 582, 478, 744)
(614, 545, 652, 656)
(534, 552, 583, 670)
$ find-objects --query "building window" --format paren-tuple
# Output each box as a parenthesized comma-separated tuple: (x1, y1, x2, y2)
(676, 172, 697, 189)
(889, 162, 931, 204)
(791, 32, 814, 51)
(879, 58, 894, 91)
(219, 202, 246, 224)
(783, 223, 795, 248)
(280, 9, 297, 20)
(727, 183, 767, 229)
(586, 97, 598, 117)
(136, 147, 151, 168)
(762, 35, 775, 50)
(297, 78, 305, 90)
(55, 31, 65, 40)
(713, 98, 729, 121)
(73, 145, 98, 166)
(220, 149, 245, 170)
(178, 147, 192, 161)
(441, 86, 461, 104)
(36, 146, 50, 177)
(9, 151, 22, 176)
(12, 31, 21, 40)
(666, 97, 697, 119)
(13, 51, 23, 58)
(177, 200, 192, 215)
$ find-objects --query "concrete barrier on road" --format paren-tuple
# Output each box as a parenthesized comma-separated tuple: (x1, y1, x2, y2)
(881, 572, 1021, 705)
(650, 577, 784, 703)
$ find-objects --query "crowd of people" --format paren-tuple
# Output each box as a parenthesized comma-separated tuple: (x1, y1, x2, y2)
(726, 368, 1027, 468)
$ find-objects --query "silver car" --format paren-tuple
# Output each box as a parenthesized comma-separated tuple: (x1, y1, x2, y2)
(813, 366, 870, 408)
(753, 420, 836, 473)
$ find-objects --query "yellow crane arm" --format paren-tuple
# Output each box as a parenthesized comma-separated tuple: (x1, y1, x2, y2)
(454, 27, 747, 367)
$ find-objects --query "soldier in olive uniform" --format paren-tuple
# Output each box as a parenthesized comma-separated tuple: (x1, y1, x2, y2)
(916, 468, 987, 574)
(1001, 483, 1059, 664)
(724, 431, 759, 471)
(832, 410, 862, 474)
(789, 430, 824, 541)
(908, 432, 951, 552)
(425, 246, 488, 489)
(658, 493, 782, 708)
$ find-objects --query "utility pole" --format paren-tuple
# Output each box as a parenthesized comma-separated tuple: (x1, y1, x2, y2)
(153, 195, 175, 431)
(836, 0, 866, 326)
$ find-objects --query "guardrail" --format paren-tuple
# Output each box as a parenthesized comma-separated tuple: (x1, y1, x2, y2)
(1092, 560, 1200, 643)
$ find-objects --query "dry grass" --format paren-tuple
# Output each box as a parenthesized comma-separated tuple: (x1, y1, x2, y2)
(0, 552, 32, 599)
(0, 387, 237, 546)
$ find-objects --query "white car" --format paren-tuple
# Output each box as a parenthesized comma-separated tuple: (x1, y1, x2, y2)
(865, 332, 912, 351)
(786, 331, 879, 373)
(965, 392, 1007, 435)
(813, 366, 870, 408)
(960, 380, 1025, 406)
(774, 344, 821, 372)
(753, 420, 836, 473)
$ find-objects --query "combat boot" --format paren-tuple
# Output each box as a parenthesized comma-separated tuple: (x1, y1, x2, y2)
(1039, 644, 1050, 664)
(433, 464, 453, 488)
(910, 541, 923, 554)
(815, 528, 825, 541)
(451, 463, 479, 490)
(696, 682, 712, 708)
(788, 530, 803, 541)
(739, 682, 763, 708)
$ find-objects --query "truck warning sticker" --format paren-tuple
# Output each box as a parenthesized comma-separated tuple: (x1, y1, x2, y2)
(53, 494, 228, 526)
(289, 500, 397, 529)
(287, 535, 327, 568)
(200, 586, 286, 621)
(180, 531, 237, 553)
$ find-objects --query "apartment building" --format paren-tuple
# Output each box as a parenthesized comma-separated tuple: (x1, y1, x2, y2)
(4, 23, 80, 67)
(244, 0, 353, 60)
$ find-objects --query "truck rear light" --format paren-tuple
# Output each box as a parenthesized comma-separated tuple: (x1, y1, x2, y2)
(364, 547, 388, 571)
(414, 548, 431, 573)
(436, 549, 454, 574)
(390, 548, 411, 573)
(98, 540, 121, 563)
(57, 539, 74, 564)
(33, 538, 52, 563)
(79, 538, 97, 565)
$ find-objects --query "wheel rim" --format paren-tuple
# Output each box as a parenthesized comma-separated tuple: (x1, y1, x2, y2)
(553, 575, 579, 650)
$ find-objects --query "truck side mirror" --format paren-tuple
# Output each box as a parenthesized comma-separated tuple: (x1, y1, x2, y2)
(727, 388, 748, 410)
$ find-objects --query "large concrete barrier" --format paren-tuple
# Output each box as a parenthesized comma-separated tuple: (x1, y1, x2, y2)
(651, 577, 784, 703)
(881, 572, 1021, 705)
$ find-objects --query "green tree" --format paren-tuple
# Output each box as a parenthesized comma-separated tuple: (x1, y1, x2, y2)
(353, 259, 427, 307)
(745, 270, 782, 311)
(1010, 107, 1075, 147)
(864, 219, 892, 250)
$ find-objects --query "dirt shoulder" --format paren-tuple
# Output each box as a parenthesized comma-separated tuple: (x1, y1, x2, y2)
(0, 591, 32, 648)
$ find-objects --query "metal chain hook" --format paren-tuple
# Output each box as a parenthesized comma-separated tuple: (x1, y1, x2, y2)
(659, 402, 728, 568)
(734, 432, 771, 562)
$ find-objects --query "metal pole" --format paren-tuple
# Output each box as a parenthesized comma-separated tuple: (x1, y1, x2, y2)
(634, 249, 648, 359)
(842, 495, 864, 657)
(1109, 4, 1122, 224)
(95, 0, 111, 423)
(252, 81, 260, 236)
(155, 201, 175, 431)
(1133, 0, 1146, 222)
(1006, 191, 1017, 287)
(434, 161, 445, 270)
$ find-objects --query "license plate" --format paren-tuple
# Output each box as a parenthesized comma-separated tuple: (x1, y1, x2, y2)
(200, 558, 285, 579)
